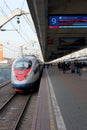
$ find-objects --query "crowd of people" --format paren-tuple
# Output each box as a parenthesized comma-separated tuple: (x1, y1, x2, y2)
(57, 60, 87, 76)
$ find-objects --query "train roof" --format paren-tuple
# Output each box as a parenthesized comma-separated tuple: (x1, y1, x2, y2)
(13, 55, 40, 63)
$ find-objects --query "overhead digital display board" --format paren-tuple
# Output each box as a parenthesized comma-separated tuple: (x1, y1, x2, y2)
(48, 15, 87, 28)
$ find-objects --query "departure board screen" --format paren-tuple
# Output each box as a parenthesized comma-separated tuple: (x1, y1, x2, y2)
(48, 15, 87, 28)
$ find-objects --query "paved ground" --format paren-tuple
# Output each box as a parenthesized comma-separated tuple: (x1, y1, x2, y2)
(47, 66, 87, 130)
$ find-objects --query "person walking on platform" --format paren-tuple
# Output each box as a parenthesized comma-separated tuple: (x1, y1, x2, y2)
(57, 62, 61, 71)
(62, 62, 66, 73)
(70, 62, 75, 73)
(75, 61, 82, 76)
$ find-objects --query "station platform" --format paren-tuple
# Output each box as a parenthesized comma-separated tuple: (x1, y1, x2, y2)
(31, 66, 87, 130)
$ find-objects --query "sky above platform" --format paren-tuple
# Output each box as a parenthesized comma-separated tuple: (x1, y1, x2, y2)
(0, 0, 42, 59)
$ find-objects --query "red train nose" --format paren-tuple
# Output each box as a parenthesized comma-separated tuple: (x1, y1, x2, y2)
(14, 68, 31, 81)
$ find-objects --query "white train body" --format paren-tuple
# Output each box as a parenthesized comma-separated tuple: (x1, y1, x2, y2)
(11, 55, 43, 92)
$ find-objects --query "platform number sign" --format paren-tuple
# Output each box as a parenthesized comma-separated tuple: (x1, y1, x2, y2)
(48, 16, 58, 28)
(48, 15, 87, 28)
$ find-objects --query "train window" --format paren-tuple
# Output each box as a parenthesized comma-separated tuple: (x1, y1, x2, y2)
(14, 61, 32, 70)
(27, 61, 32, 68)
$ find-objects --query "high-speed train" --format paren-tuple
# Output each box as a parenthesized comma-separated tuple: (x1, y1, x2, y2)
(11, 55, 43, 93)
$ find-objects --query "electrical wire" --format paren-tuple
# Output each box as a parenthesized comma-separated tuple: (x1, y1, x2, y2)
(0, 0, 39, 57)
(19, 15, 37, 41)
(1, 0, 31, 44)
(21, 0, 25, 10)
(3, 44, 18, 52)
(23, 15, 36, 34)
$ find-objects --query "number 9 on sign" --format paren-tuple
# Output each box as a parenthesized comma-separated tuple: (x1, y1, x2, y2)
(51, 18, 57, 25)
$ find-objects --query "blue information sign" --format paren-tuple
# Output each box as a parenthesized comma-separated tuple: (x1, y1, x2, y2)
(48, 15, 87, 28)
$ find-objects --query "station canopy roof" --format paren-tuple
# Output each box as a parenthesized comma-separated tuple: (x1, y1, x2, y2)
(27, 0, 87, 62)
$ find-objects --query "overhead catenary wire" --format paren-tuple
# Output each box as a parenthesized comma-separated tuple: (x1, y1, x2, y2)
(21, 0, 25, 10)
(0, 0, 32, 44)
(1, 0, 36, 36)
(0, 0, 41, 58)
(19, 15, 38, 41)
(3, 44, 18, 52)
(19, 20, 31, 41)
(23, 15, 36, 34)
(0, 7, 5, 17)
(20, 0, 36, 34)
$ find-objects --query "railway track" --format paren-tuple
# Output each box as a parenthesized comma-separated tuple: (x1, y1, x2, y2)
(0, 80, 11, 88)
(0, 93, 32, 130)
(0, 83, 14, 108)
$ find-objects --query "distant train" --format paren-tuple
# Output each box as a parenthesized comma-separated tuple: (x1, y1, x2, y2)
(11, 55, 43, 93)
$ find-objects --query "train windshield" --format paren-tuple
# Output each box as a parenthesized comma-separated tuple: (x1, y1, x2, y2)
(14, 60, 32, 70)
